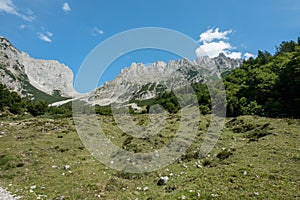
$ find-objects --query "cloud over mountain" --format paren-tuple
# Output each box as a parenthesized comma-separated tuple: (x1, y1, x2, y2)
(196, 28, 253, 59)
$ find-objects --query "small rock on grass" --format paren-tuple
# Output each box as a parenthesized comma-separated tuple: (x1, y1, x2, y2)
(143, 186, 149, 191)
(157, 176, 169, 186)
(64, 165, 71, 170)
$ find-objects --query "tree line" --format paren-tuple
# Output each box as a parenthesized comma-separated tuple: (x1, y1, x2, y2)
(0, 84, 71, 117)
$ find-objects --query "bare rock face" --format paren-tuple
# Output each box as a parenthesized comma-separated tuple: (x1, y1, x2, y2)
(20, 53, 78, 97)
(0, 37, 26, 94)
(0, 36, 78, 98)
(85, 55, 242, 106)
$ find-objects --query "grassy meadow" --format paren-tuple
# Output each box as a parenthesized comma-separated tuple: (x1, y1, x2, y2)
(0, 113, 299, 199)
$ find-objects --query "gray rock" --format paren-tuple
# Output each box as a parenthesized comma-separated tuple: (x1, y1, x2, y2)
(157, 176, 169, 186)
(56, 196, 65, 200)
(64, 165, 71, 170)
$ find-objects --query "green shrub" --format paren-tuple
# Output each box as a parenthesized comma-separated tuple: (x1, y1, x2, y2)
(27, 101, 48, 116)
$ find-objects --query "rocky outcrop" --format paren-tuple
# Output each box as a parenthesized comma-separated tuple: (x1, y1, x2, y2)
(0, 36, 78, 98)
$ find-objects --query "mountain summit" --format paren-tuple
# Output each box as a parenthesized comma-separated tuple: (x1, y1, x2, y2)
(0, 36, 78, 102)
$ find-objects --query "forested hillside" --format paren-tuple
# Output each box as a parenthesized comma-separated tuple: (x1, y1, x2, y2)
(225, 38, 300, 117)
(0, 84, 71, 117)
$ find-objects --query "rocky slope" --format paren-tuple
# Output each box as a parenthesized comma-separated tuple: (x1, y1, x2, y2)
(85, 54, 242, 105)
(0, 36, 78, 100)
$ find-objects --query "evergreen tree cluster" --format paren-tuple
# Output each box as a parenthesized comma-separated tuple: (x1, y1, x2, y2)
(225, 37, 300, 118)
(0, 84, 72, 117)
(0, 84, 24, 115)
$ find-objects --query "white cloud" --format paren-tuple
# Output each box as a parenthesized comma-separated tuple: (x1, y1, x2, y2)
(196, 28, 254, 60)
(19, 24, 33, 30)
(199, 28, 232, 43)
(0, 0, 17, 14)
(196, 41, 232, 58)
(38, 32, 53, 43)
(244, 52, 255, 59)
(62, 2, 71, 13)
(26, 9, 33, 16)
(46, 31, 53, 37)
(227, 52, 242, 59)
(0, 0, 34, 21)
(92, 27, 104, 36)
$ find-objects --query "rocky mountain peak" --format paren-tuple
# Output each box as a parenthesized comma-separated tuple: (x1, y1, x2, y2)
(85, 55, 242, 106)
(0, 36, 13, 49)
(0, 36, 79, 99)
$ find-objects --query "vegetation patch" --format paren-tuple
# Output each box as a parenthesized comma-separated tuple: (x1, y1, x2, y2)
(216, 149, 233, 160)
(246, 123, 273, 141)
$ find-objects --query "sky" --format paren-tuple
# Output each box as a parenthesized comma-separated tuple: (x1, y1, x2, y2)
(0, 0, 300, 91)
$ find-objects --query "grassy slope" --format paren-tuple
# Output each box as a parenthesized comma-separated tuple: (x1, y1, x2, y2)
(0, 114, 299, 199)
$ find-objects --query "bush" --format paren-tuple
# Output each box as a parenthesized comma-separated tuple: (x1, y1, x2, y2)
(27, 101, 48, 116)
(95, 105, 112, 115)
(9, 103, 24, 114)
(199, 104, 210, 115)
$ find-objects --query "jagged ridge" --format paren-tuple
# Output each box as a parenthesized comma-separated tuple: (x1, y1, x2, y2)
(85, 55, 242, 106)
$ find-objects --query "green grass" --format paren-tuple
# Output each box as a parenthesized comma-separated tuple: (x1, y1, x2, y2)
(0, 114, 299, 199)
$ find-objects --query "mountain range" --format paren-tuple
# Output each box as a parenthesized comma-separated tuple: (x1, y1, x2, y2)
(0, 36, 242, 106)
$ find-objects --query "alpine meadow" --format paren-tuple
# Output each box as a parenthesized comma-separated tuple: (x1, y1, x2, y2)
(0, 1, 299, 199)
(0, 35, 299, 199)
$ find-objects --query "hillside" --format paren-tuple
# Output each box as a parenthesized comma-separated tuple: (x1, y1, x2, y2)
(224, 39, 300, 118)
(0, 115, 299, 199)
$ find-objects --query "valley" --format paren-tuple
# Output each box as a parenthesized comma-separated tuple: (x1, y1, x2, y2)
(0, 30, 299, 200)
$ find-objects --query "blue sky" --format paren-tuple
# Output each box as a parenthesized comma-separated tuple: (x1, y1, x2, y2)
(0, 0, 300, 90)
